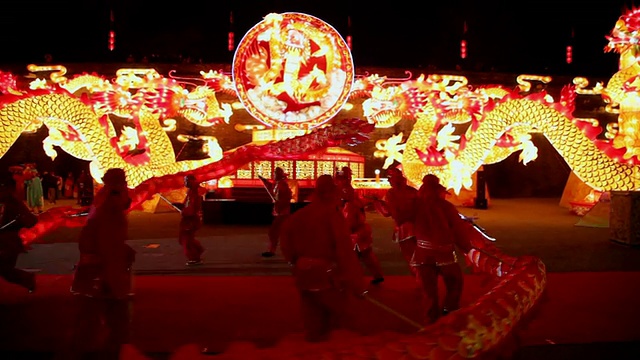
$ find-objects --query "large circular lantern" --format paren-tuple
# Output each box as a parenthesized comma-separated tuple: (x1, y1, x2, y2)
(233, 12, 354, 129)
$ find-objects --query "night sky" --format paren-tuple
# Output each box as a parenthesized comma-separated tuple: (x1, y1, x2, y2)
(0, 0, 636, 77)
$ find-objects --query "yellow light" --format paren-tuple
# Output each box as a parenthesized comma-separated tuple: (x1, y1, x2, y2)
(218, 177, 233, 188)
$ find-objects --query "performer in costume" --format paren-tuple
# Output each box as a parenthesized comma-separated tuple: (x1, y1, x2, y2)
(372, 167, 418, 275)
(262, 167, 292, 257)
(280, 174, 368, 342)
(411, 174, 473, 324)
(66, 168, 134, 358)
(0, 172, 38, 292)
(71, 168, 135, 299)
(179, 174, 205, 266)
(336, 168, 384, 285)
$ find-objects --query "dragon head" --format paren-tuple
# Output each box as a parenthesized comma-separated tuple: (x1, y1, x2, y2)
(362, 85, 410, 128)
(177, 86, 232, 126)
(606, 7, 640, 57)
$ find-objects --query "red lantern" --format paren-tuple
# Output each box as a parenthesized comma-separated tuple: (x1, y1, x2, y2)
(460, 39, 467, 59)
(228, 32, 235, 52)
(109, 30, 115, 51)
(566, 45, 573, 64)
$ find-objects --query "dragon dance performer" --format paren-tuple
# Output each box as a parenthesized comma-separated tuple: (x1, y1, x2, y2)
(261, 167, 292, 258)
(179, 175, 205, 266)
(372, 167, 418, 275)
(71, 168, 135, 299)
(66, 169, 134, 358)
(336, 167, 384, 285)
(280, 174, 368, 342)
(0, 172, 38, 293)
(411, 174, 473, 324)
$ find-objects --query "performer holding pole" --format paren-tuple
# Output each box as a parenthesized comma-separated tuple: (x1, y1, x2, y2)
(371, 167, 419, 275)
(280, 174, 368, 342)
(412, 174, 474, 324)
(336, 167, 384, 285)
(261, 167, 292, 258)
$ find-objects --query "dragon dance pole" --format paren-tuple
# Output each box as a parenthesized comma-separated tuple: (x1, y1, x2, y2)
(158, 193, 182, 213)
(0, 218, 17, 230)
(363, 293, 425, 331)
(258, 175, 276, 202)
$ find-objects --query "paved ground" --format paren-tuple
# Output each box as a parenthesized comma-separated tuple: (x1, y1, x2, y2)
(20, 197, 640, 275)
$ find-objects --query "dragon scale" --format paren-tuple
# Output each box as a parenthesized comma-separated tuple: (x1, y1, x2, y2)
(479, 100, 635, 191)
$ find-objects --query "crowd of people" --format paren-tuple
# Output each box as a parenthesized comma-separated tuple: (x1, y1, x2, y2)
(5, 164, 94, 213)
(1, 164, 481, 354)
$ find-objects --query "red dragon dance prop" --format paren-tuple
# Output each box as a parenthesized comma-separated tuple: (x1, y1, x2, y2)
(19, 117, 374, 245)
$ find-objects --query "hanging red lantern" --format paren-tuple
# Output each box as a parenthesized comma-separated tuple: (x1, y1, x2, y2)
(460, 39, 467, 59)
(566, 45, 573, 64)
(109, 30, 115, 51)
(228, 32, 235, 52)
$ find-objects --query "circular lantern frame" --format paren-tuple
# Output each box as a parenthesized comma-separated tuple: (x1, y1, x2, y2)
(233, 12, 354, 130)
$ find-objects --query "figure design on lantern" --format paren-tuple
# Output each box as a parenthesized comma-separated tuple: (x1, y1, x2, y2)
(233, 12, 354, 129)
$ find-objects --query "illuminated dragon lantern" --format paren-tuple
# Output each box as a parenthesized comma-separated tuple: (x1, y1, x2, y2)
(0, 65, 235, 188)
(363, 68, 640, 194)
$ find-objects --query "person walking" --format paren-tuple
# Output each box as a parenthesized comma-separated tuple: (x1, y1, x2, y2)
(0, 172, 38, 293)
(24, 168, 44, 213)
(42, 171, 58, 205)
(76, 170, 87, 205)
(179, 174, 205, 266)
(280, 174, 368, 342)
(261, 167, 292, 257)
(63, 172, 75, 199)
(411, 174, 473, 324)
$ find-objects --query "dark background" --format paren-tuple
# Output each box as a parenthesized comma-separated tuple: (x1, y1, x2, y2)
(0, 0, 636, 76)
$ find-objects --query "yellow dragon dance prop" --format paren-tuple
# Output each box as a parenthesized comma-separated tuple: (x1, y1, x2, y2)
(3, 7, 640, 359)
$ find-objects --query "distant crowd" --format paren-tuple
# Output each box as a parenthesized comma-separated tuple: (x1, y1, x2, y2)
(7, 164, 94, 213)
